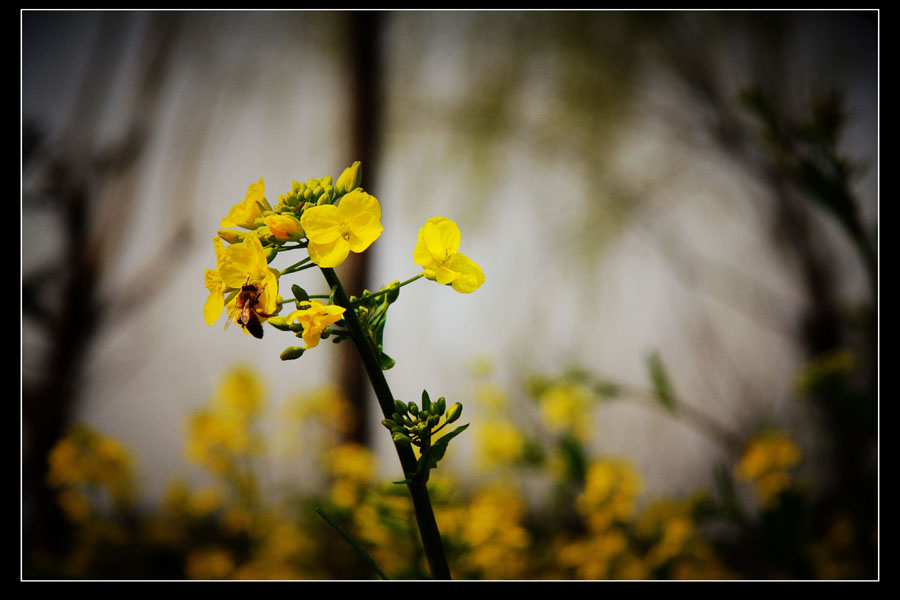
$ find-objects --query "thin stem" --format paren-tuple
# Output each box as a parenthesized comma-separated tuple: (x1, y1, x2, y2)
(350, 272, 424, 307)
(278, 258, 316, 276)
(319, 267, 451, 580)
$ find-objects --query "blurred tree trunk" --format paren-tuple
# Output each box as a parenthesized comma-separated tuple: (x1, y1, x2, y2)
(22, 13, 188, 573)
(335, 11, 385, 446)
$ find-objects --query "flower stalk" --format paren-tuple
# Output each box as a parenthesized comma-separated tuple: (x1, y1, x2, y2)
(320, 266, 451, 580)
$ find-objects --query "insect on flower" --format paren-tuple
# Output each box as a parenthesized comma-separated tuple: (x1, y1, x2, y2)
(226, 279, 273, 339)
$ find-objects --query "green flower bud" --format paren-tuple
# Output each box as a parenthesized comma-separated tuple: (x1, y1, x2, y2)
(292, 285, 310, 303)
(335, 161, 362, 195)
(394, 400, 408, 415)
(382, 419, 398, 429)
(391, 413, 403, 424)
(446, 402, 463, 423)
(217, 229, 245, 244)
(392, 432, 412, 446)
(421, 390, 431, 413)
(408, 402, 419, 416)
(267, 316, 293, 331)
(436, 397, 446, 416)
(428, 414, 440, 428)
(280, 346, 305, 361)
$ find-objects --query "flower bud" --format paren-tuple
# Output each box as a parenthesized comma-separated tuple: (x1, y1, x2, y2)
(407, 402, 419, 416)
(280, 346, 305, 361)
(392, 433, 412, 446)
(267, 316, 293, 331)
(292, 285, 310, 303)
(435, 397, 446, 416)
(446, 402, 463, 423)
(394, 400, 408, 415)
(335, 161, 362, 195)
(421, 391, 432, 413)
(217, 229, 245, 244)
(381, 419, 398, 429)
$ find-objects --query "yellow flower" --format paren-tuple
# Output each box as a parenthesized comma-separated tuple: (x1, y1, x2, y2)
(300, 189, 383, 267)
(221, 178, 266, 228)
(539, 382, 594, 439)
(735, 430, 802, 506)
(413, 216, 484, 293)
(204, 234, 280, 328)
(576, 459, 643, 532)
(287, 300, 346, 349)
(203, 237, 227, 325)
(262, 213, 303, 241)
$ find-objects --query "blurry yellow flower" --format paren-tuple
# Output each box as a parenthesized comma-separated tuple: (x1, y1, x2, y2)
(324, 443, 377, 485)
(46, 425, 137, 514)
(221, 178, 266, 228)
(413, 216, 484, 293)
(476, 420, 525, 469)
(262, 213, 303, 240)
(539, 382, 594, 439)
(300, 189, 383, 267)
(735, 430, 802, 506)
(577, 459, 643, 532)
(217, 365, 265, 421)
(186, 547, 235, 580)
(287, 300, 346, 349)
(455, 486, 531, 579)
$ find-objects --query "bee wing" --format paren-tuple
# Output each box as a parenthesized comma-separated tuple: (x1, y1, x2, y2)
(224, 296, 241, 332)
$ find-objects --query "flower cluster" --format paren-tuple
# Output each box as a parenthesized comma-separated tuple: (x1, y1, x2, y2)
(204, 161, 485, 353)
(735, 429, 802, 506)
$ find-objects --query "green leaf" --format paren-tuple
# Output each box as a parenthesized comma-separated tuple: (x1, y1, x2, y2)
(413, 424, 469, 481)
(379, 351, 395, 371)
(315, 509, 389, 580)
(646, 351, 676, 411)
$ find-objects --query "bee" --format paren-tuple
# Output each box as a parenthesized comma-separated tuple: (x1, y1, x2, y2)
(225, 280, 272, 339)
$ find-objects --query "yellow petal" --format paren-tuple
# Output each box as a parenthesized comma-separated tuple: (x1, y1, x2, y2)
(204, 290, 225, 325)
(219, 236, 268, 288)
(301, 205, 342, 244)
(347, 211, 384, 252)
(204, 268, 223, 293)
(414, 226, 437, 269)
(422, 217, 460, 262)
(338, 189, 381, 222)
(308, 237, 350, 268)
(446, 252, 485, 293)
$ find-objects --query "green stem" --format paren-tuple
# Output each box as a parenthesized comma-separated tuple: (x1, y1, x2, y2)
(320, 267, 451, 580)
(350, 273, 424, 307)
(278, 258, 316, 276)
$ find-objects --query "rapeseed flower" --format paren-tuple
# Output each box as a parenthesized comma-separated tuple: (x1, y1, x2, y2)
(221, 178, 267, 228)
(261, 213, 303, 241)
(287, 300, 346, 349)
(204, 235, 279, 329)
(300, 189, 383, 267)
(413, 216, 484, 293)
(735, 430, 802, 506)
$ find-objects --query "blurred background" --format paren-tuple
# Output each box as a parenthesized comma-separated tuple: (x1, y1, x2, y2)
(22, 10, 877, 579)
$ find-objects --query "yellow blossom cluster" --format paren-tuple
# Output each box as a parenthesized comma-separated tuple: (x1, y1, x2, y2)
(538, 381, 595, 440)
(186, 366, 265, 477)
(46, 425, 137, 522)
(207, 162, 485, 345)
(735, 430, 802, 506)
(437, 485, 532, 579)
(576, 459, 644, 532)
